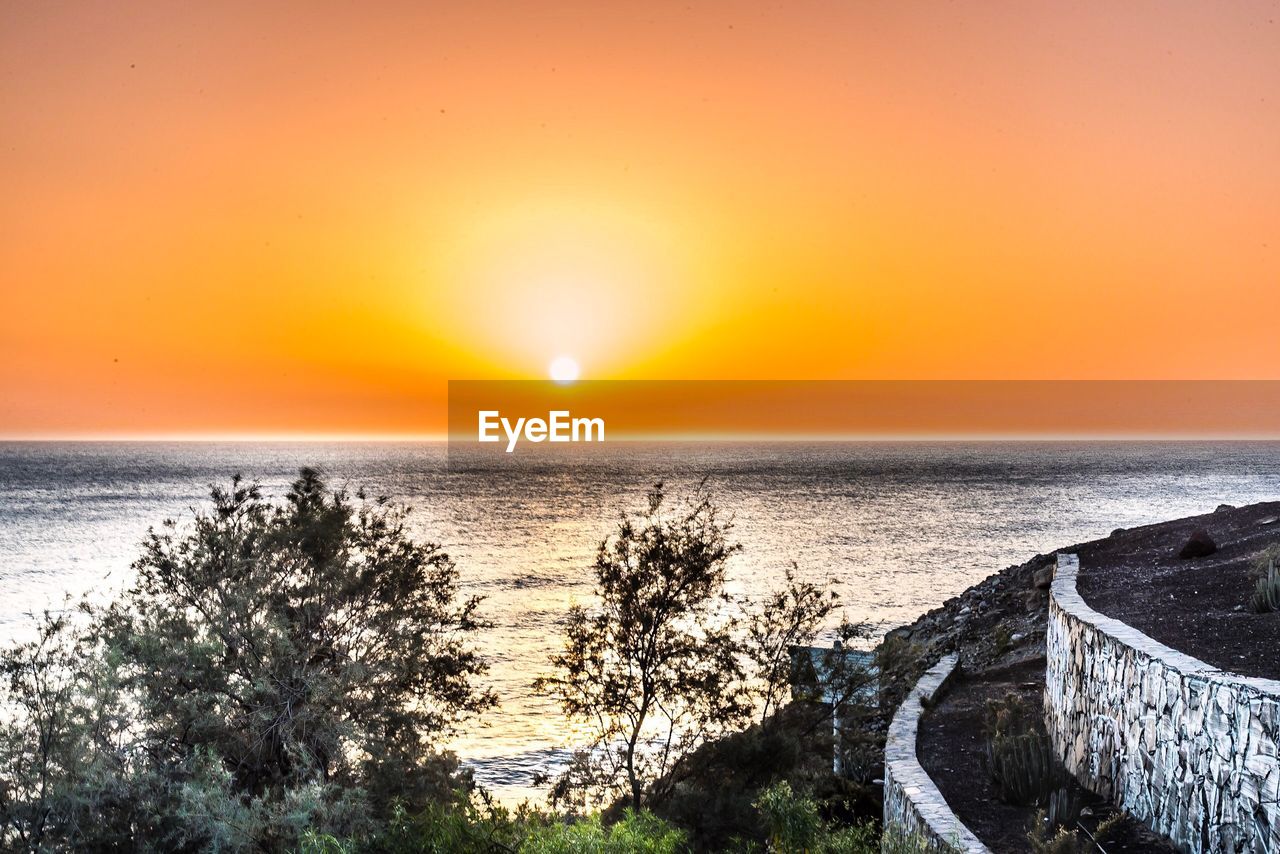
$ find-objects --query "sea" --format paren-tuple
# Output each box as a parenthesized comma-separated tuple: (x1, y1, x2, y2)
(2, 440, 1278, 803)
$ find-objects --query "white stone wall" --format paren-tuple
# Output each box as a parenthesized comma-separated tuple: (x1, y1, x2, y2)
(1045, 553, 1280, 854)
(882, 653, 992, 853)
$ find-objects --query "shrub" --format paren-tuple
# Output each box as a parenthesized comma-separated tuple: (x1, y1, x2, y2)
(358, 794, 536, 853)
(520, 811, 685, 854)
(879, 829, 934, 853)
(755, 781, 823, 851)
(992, 623, 1014, 656)
(0, 470, 494, 850)
(1027, 807, 1122, 854)
(873, 635, 925, 712)
(1252, 545, 1280, 579)
(753, 781, 879, 853)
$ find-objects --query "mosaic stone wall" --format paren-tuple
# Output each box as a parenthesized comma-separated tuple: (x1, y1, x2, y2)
(1045, 553, 1280, 854)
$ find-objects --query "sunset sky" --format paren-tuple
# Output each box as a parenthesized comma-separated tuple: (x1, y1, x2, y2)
(3, 2, 1279, 437)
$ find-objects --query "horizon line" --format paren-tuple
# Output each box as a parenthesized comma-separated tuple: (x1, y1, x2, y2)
(9, 431, 1280, 443)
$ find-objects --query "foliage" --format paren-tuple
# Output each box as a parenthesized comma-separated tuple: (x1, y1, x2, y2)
(534, 480, 890, 848)
(1027, 808, 1122, 854)
(0, 470, 892, 851)
(0, 470, 493, 851)
(812, 623, 880, 783)
(0, 608, 131, 850)
(755, 780, 822, 851)
(753, 782, 879, 853)
(878, 829, 934, 854)
(1249, 558, 1280, 613)
(534, 482, 752, 811)
(742, 564, 840, 725)
(872, 635, 925, 713)
(641, 697, 874, 851)
(1251, 545, 1280, 579)
(353, 792, 538, 854)
(341, 799, 682, 854)
(744, 567, 878, 782)
(992, 623, 1014, 657)
(520, 811, 685, 854)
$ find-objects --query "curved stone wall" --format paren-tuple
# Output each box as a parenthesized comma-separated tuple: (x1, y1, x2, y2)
(882, 653, 991, 853)
(1045, 552, 1280, 853)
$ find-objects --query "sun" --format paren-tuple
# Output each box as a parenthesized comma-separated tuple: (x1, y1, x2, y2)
(548, 355, 580, 384)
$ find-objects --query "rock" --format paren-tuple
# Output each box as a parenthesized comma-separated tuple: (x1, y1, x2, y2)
(1258, 517, 1279, 526)
(1111, 528, 1126, 537)
(1010, 632, 1026, 644)
(1215, 504, 1236, 513)
(1178, 529, 1217, 559)
(1033, 565, 1055, 590)
(1021, 589, 1044, 612)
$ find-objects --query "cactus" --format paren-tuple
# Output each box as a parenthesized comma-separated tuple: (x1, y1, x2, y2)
(985, 729, 1057, 806)
(1250, 558, 1280, 613)
(983, 691, 1059, 806)
(1045, 785, 1083, 830)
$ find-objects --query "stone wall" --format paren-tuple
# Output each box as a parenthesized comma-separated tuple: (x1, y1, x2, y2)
(1045, 553, 1280, 853)
(882, 653, 991, 853)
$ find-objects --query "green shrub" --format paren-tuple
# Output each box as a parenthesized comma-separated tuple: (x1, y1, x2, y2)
(874, 635, 925, 712)
(755, 781, 822, 851)
(359, 795, 535, 853)
(753, 781, 878, 853)
(878, 829, 933, 853)
(0, 471, 493, 850)
(298, 831, 357, 854)
(312, 800, 681, 854)
(519, 811, 685, 854)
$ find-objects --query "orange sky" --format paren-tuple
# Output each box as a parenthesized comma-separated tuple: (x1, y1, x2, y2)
(2, 2, 1279, 437)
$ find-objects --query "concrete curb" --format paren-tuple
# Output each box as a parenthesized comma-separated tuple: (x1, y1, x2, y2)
(882, 653, 993, 853)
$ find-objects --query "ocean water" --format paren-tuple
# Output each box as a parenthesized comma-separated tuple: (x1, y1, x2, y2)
(2, 440, 1279, 802)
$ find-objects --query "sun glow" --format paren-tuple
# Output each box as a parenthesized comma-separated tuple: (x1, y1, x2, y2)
(549, 355, 580, 384)
(423, 192, 717, 382)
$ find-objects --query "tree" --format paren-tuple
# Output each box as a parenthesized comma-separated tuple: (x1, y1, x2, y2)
(742, 564, 841, 726)
(535, 482, 751, 811)
(0, 608, 132, 850)
(0, 469, 494, 850)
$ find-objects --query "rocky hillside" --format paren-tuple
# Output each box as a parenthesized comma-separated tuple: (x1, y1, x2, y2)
(887, 546, 1060, 671)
